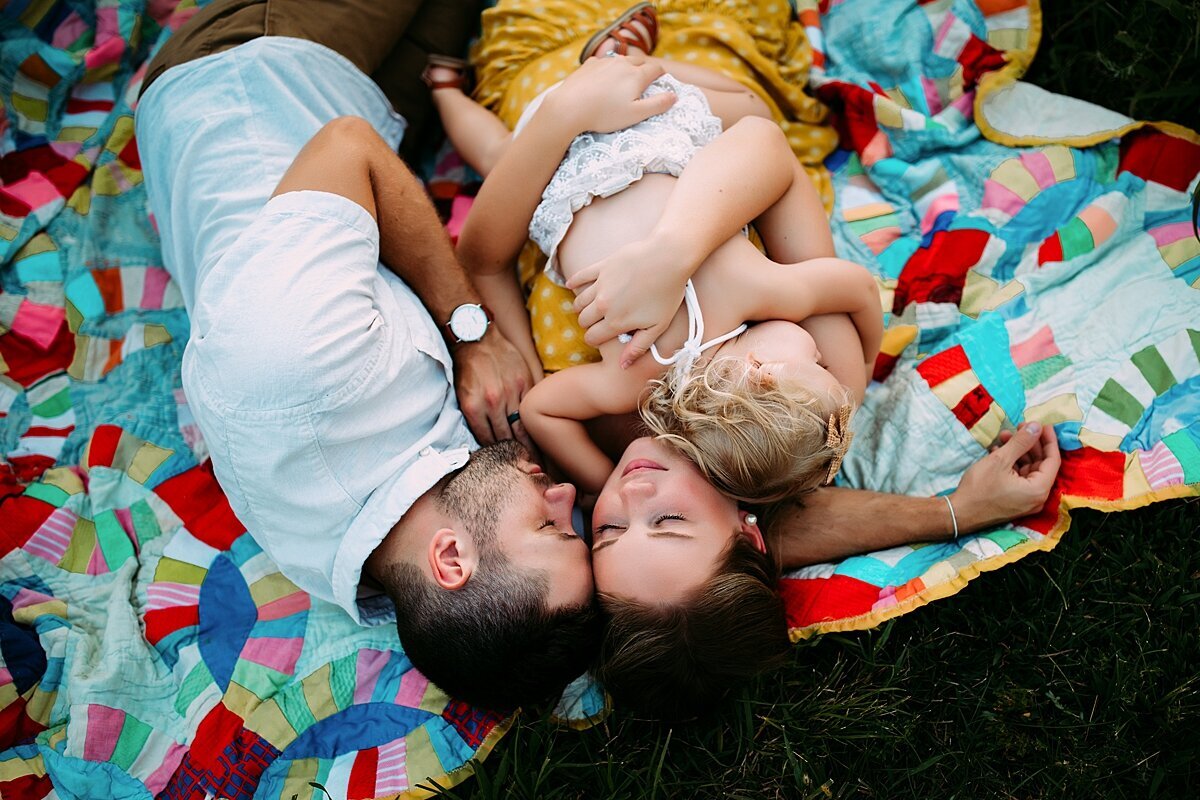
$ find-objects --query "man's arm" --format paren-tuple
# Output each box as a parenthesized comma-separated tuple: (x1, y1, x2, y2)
(271, 116, 535, 446)
(768, 423, 1061, 567)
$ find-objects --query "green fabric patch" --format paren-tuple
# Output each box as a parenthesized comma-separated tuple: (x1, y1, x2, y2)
(95, 510, 136, 571)
(111, 713, 153, 771)
(848, 212, 901, 236)
(1018, 354, 1071, 389)
(1164, 430, 1200, 484)
(29, 386, 71, 417)
(982, 528, 1029, 551)
(1131, 345, 1177, 396)
(1093, 378, 1144, 428)
(176, 662, 214, 717)
(1058, 216, 1095, 261)
(277, 686, 319, 735)
(24, 481, 69, 508)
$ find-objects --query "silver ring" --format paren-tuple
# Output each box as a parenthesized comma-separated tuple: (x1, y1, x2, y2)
(617, 332, 633, 343)
(603, 50, 620, 58)
(506, 411, 521, 425)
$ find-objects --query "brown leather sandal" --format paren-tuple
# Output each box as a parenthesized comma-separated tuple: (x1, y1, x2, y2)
(421, 54, 470, 91)
(578, 2, 659, 64)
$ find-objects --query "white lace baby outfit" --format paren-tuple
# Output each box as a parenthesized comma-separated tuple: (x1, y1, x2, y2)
(515, 73, 724, 282)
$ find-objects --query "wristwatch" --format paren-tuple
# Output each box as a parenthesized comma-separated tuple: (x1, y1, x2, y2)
(445, 303, 492, 344)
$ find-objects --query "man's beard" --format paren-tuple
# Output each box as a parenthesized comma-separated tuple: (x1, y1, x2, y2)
(438, 440, 546, 545)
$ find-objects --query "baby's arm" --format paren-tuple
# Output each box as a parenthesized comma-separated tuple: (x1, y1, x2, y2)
(570, 117, 827, 361)
(520, 361, 652, 494)
(750, 257, 883, 382)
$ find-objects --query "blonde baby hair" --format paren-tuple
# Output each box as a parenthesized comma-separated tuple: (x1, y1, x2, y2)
(639, 356, 856, 505)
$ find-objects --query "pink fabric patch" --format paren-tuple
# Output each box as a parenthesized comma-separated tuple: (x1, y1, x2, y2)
(920, 75, 943, 116)
(51, 140, 84, 160)
(11, 300, 66, 349)
(933, 12, 957, 51)
(1149, 221, 1194, 247)
(51, 12, 90, 50)
(446, 195, 474, 243)
(256, 591, 309, 621)
(84, 35, 125, 72)
(1078, 205, 1118, 247)
(142, 267, 170, 309)
(146, 583, 201, 608)
(950, 90, 975, 117)
(83, 705, 125, 762)
(921, 193, 960, 232)
(354, 649, 390, 704)
(1020, 151, 1057, 190)
(395, 669, 429, 708)
(861, 226, 902, 255)
(1009, 325, 1059, 367)
(861, 130, 893, 167)
(240, 636, 303, 674)
(982, 178, 1026, 217)
(0, 667, 12, 686)
(1139, 442, 1184, 488)
(3, 172, 65, 210)
(145, 742, 188, 794)
(86, 544, 108, 575)
(12, 587, 55, 611)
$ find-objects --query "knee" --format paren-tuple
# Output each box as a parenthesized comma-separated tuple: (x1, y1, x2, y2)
(730, 115, 788, 152)
(315, 116, 383, 152)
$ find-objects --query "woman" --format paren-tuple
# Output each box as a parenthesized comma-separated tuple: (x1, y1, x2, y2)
(453, 1, 1060, 719)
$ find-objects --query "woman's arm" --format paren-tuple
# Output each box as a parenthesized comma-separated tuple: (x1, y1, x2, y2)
(768, 423, 1061, 567)
(519, 360, 653, 494)
(567, 117, 823, 363)
(456, 53, 675, 278)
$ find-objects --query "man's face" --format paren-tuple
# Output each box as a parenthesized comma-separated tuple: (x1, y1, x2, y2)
(441, 441, 593, 609)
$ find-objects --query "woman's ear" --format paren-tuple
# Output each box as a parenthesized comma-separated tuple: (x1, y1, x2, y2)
(737, 510, 767, 553)
(427, 528, 476, 590)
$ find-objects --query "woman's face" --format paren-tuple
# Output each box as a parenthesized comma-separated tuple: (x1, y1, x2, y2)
(591, 437, 763, 603)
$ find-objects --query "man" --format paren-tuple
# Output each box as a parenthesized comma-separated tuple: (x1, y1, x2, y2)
(134, 0, 619, 710)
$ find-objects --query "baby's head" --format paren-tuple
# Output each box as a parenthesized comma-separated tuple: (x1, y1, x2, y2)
(590, 437, 789, 720)
(640, 320, 856, 505)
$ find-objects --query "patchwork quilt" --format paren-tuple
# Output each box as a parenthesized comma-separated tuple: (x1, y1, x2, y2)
(0, 1, 1196, 799)
(783, 0, 1200, 636)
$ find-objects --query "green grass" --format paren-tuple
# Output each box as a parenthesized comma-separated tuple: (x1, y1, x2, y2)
(430, 5, 1200, 798)
(436, 501, 1200, 799)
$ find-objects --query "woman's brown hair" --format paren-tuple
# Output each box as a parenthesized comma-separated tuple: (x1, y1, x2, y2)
(594, 534, 790, 721)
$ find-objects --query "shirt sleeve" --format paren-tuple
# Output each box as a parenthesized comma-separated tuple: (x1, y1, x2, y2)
(188, 190, 390, 412)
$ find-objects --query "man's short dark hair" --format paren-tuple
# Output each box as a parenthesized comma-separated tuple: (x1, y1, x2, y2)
(382, 554, 597, 711)
(595, 534, 788, 721)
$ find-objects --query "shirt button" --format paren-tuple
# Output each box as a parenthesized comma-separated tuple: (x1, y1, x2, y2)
(420, 447, 434, 457)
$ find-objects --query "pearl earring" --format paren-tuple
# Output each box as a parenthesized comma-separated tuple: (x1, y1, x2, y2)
(745, 514, 758, 527)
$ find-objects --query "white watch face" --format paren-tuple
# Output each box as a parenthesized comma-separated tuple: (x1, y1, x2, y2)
(449, 304, 489, 342)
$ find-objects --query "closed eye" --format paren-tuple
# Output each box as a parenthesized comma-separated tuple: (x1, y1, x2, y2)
(595, 523, 626, 533)
(654, 514, 685, 525)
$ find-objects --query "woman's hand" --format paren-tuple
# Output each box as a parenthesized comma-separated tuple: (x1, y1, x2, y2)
(543, 51, 676, 136)
(566, 237, 693, 367)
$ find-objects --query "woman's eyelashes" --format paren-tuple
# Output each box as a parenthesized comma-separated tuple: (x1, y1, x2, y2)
(654, 513, 685, 525)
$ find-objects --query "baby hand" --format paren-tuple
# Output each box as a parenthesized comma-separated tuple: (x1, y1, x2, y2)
(566, 238, 690, 368)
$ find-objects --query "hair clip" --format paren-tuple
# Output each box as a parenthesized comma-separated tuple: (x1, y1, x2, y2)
(824, 405, 855, 484)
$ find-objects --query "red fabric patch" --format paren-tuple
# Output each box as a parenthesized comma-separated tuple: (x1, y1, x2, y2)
(0, 190, 33, 217)
(347, 746, 379, 800)
(119, 135, 141, 170)
(0, 324, 74, 388)
(873, 351, 901, 383)
(815, 80, 881, 158)
(1037, 231, 1063, 265)
(442, 699, 505, 748)
(950, 383, 994, 429)
(23, 425, 74, 438)
(189, 703, 245, 770)
(1017, 487, 1062, 535)
(916, 344, 971, 387)
(86, 424, 123, 469)
(957, 34, 1007, 88)
(892, 228, 991, 314)
(154, 462, 245, 551)
(144, 605, 200, 645)
(1056, 447, 1126, 501)
(65, 97, 114, 114)
(6, 455, 56, 487)
(780, 574, 882, 629)
(0, 696, 46, 750)
(0, 495, 55, 559)
(0, 773, 54, 800)
(1118, 127, 1200, 193)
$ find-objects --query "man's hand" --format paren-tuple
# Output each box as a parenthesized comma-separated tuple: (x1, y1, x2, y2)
(453, 329, 536, 450)
(566, 237, 692, 367)
(951, 422, 1061, 532)
(544, 51, 676, 135)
